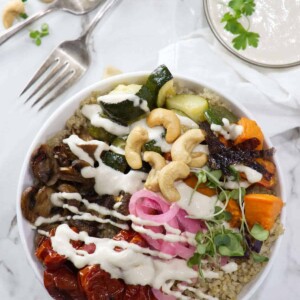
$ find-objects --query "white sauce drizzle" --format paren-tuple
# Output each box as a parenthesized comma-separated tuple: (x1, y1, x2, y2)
(81, 104, 130, 136)
(221, 262, 238, 274)
(211, 118, 243, 140)
(37, 229, 50, 237)
(51, 224, 197, 288)
(113, 201, 123, 210)
(130, 118, 172, 153)
(176, 114, 199, 129)
(35, 214, 68, 227)
(223, 180, 251, 190)
(176, 182, 217, 220)
(109, 145, 125, 155)
(50, 192, 184, 238)
(233, 164, 263, 183)
(98, 93, 149, 113)
(63, 135, 147, 195)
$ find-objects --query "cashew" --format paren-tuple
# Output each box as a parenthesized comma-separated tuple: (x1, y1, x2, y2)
(158, 161, 190, 202)
(143, 151, 166, 192)
(125, 126, 148, 169)
(146, 108, 181, 143)
(2, 0, 25, 29)
(171, 129, 207, 168)
(189, 152, 208, 168)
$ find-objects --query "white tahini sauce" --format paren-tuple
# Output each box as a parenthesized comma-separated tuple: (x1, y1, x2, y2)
(98, 93, 149, 113)
(51, 224, 197, 287)
(176, 182, 217, 220)
(63, 135, 147, 195)
(211, 118, 243, 140)
(221, 262, 238, 274)
(233, 164, 263, 183)
(81, 104, 129, 136)
(130, 118, 172, 153)
(176, 114, 199, 129)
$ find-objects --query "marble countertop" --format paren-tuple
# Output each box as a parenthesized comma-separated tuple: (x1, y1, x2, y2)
(0, 0, 299, 299)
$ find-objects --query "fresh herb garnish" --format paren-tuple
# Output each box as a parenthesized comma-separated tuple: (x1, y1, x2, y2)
(188, 223, 245, 276)
(221, 0, 260, 50)
(250, 223, 269, 241)
(19, 12, 28, 19)
(251, 251, 269, 263)
(29, 23, 49, 46)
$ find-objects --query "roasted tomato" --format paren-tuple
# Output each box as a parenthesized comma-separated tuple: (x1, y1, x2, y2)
(36, 238, 66, 270)
(124, 285, 156, 300)
(113, 230, 147, 251)
(79, 265, 125, 300)
(44, 265, 85, 300)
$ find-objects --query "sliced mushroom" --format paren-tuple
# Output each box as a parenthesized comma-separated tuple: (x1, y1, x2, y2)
(31, 144, 58, 186)
(58, 160, 90, 183)
(34, 186, 55, 218)
(53, 144, 76, 167)
(21, 186, 38, 223)
(115, 193, 131, 216)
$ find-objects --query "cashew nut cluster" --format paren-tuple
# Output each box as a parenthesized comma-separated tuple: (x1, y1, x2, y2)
(2, 0, 25, 29)
(146, 108, 181, 143)
(125, 126, 148, 169)
(171, 129, 207, 168)
(143, 151, 166, 192)
(158, 161, 190, 202)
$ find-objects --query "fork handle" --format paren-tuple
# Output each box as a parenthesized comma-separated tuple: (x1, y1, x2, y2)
(80, 0, 120, 43)
(0, 6, 57, 46)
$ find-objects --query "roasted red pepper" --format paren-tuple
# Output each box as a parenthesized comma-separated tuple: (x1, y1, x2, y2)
(79, 265, 125, 300)
(44, 265, 85, 300)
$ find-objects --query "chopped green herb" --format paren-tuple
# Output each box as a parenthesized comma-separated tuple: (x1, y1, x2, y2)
(19, 12, 28, 19)
(221, 0, 260, 50)
(29, 23, 49, 46)
(250, 223, 269, 241)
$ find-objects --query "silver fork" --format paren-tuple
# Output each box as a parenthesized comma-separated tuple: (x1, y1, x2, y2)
(21, 0, 120, 111)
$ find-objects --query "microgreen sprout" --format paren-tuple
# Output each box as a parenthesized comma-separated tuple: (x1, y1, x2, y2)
(29, 23, 49, 46)
(221, 0, 260, 50)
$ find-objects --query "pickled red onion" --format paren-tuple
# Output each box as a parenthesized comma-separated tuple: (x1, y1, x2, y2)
(129, 190, 204, 259)
(152, 288, 176, 300)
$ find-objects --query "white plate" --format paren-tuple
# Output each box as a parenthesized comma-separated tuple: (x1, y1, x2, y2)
(16, 72, 287, 299)
(204, 0, 300, 68)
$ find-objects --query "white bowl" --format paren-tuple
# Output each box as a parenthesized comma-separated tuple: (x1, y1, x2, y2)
(16, 72, 286, 300)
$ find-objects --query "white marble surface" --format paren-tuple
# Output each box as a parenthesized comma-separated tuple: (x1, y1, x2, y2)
(0, 0, 299, 299)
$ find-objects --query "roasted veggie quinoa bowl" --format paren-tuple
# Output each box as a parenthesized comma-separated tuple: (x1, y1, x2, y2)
(17, 66, 286, 300)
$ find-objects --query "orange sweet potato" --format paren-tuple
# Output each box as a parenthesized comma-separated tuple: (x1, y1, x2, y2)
(184, 174, 217, 197)
(244, 194, 283, 230)
(226, 199, 242, 228)
(256, 158, 276, 188)
(234, 117, 264, 150)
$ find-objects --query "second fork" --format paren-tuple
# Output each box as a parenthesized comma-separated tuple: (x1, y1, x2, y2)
(21, 0, 120, 110)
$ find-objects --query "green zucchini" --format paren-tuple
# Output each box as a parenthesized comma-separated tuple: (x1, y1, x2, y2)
(99, 65, 173, 125)
(143, 140, 162, 154)
(111, 137, 126, 150)
(157, 79, 175, 107)
(166, 94, 208, 123)
(101, 151, 128, 173)
(204, 104, 238, 125)
(88, 125, 116, 143)
(137, 64, 173, 110)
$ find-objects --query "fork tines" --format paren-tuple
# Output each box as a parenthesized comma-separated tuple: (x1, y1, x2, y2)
(21, 48, 82, 110)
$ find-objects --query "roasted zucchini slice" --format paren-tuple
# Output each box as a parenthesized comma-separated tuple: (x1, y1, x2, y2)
(166, 94, 208, 123)
(204, 104, 239, 125)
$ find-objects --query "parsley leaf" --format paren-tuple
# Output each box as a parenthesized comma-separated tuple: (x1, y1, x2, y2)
(221, 0, 259, 50)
